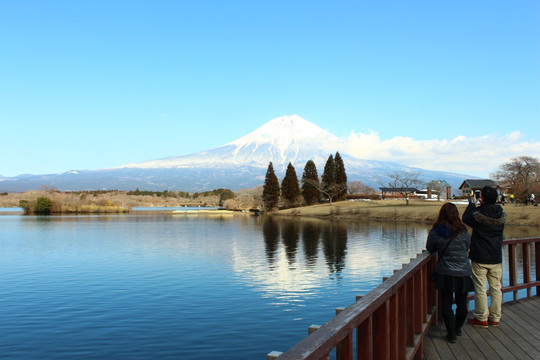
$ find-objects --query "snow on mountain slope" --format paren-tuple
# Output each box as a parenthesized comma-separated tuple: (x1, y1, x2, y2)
(120, 115, 339, 170)
(227, 115, 337, 164)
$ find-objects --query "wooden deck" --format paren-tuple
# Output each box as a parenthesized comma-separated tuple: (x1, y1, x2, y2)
(269, 237, 539, 360)
(424, 296, 540, 360)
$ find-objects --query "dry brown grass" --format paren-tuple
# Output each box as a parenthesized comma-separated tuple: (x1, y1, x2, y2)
(0, 190, 220, 214)
(276, 199, 540, 227)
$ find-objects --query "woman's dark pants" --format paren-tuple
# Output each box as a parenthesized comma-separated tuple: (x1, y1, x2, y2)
(441, 289, 468, 340)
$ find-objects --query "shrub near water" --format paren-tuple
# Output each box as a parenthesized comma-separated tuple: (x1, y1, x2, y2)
(34, 197, 53, 214)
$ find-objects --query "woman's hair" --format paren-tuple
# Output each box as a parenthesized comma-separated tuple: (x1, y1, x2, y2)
(432, 202, 467, 238)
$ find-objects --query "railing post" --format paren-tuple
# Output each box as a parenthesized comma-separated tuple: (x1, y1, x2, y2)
(335, 307, 353, 359)
(389, 293, 398, 360)
(406, 278, 414, 346)
(357, 316, 372, 359)
(336, 333, 353, 360)
(397, 287, 407, 360)
(536, 241, 540, 296)
(373, 301, 389, 360)
(308, 325, 321, 335)
(267, 351, 282, 360)
(522, 243, 531, 297)
(413, 271, 422, 335)
(508, 243, 518, 301)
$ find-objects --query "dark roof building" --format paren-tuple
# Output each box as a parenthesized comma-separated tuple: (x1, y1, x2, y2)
(458, 179, 497, 196)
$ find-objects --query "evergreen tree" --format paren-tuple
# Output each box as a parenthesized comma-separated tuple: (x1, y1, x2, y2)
(301, 160, 320, 205)
(34, 197, 53, 214)
(334, 152, 348, 200)
(281, 162, 300, 208)
(262, 162, 280, 211)
(321, 154, 335, 200)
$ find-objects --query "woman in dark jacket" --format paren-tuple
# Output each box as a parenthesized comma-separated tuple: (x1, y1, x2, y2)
(426, 203, 475, 343)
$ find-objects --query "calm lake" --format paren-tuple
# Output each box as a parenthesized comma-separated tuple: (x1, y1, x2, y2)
(1, 209, 538, 359)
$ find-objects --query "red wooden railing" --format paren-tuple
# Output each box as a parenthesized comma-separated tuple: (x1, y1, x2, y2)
(268, 237, 539, 360)
(501, 237, 540, 299)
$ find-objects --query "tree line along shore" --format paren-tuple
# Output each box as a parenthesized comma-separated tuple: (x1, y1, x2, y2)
(1, 190, 538, 228)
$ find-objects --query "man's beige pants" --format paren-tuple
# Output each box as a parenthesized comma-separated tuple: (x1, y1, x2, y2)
(471, 261, 502, 322)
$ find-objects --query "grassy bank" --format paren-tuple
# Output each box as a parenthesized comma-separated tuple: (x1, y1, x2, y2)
(0, 190, 223, 214)
(276, 199, 540, 227)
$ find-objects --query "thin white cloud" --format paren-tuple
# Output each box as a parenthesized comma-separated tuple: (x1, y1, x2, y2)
(339, 130, 540, 177)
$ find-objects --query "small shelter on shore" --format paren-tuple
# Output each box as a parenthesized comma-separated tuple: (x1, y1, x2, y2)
(458, 179, 497, 197)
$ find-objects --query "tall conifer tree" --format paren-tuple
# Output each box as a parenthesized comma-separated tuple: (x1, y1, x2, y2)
(301, 160, 320, 205)
(281, 162, 300, 208)
(262, 162, 280, 211)
(334, 152, 348, 200)
(321, 154, 335, 199)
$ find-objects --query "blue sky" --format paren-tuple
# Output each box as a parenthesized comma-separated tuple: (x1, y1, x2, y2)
(1, 1, 539, 178)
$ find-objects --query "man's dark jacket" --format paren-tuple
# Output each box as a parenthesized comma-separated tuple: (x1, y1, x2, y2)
(462, 202, 507, 264)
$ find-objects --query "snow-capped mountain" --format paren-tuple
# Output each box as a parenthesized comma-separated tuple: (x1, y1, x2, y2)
(0, 115, 473, 192)
(119, 115, 338, 171)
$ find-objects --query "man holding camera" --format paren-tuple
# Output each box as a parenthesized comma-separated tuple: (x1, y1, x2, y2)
(462, 186, 507, 328)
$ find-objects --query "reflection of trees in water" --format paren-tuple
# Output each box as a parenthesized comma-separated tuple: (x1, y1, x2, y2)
(261, 217, 538, 280)
(262, 217, 280, 266)
(381, 222, 428, 260)
(262, 217, 348, 274)
(322, 221, 348, 275)
(302, 222, 320, 267)
(281, 220, 300, 264)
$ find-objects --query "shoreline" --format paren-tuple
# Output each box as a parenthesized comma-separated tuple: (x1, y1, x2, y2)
(274, 199, 540, 227)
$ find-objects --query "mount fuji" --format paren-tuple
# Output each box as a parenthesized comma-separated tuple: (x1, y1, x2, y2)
(0, 115, 471, 192)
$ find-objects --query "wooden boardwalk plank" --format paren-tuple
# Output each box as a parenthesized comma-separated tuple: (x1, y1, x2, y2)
(462, 323, 504, 359)
(457, 325, 489, 360)
(427, 325, 473, 360)
(424, 327, 443, 360)
(488, 324, 534, 360)
(424, 297, 540, 360)
(504, 299, 540, 332)
(496, 303, 540, 355)
(503, 304, 540, 342)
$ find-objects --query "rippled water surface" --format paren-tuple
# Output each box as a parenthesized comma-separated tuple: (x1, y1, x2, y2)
(0, 212, 535, 359)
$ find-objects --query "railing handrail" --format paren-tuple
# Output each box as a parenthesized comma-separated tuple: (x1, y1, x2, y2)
(270, 236, 540, 360)
(503, 236, 540, 245)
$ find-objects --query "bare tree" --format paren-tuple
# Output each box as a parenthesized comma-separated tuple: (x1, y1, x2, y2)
(303, 178, 348, 205)
(492, 156, 540, 201)
(385, 170, 424, 205)
(348, 181, 377, 195)
(426, 180, 449, 200)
